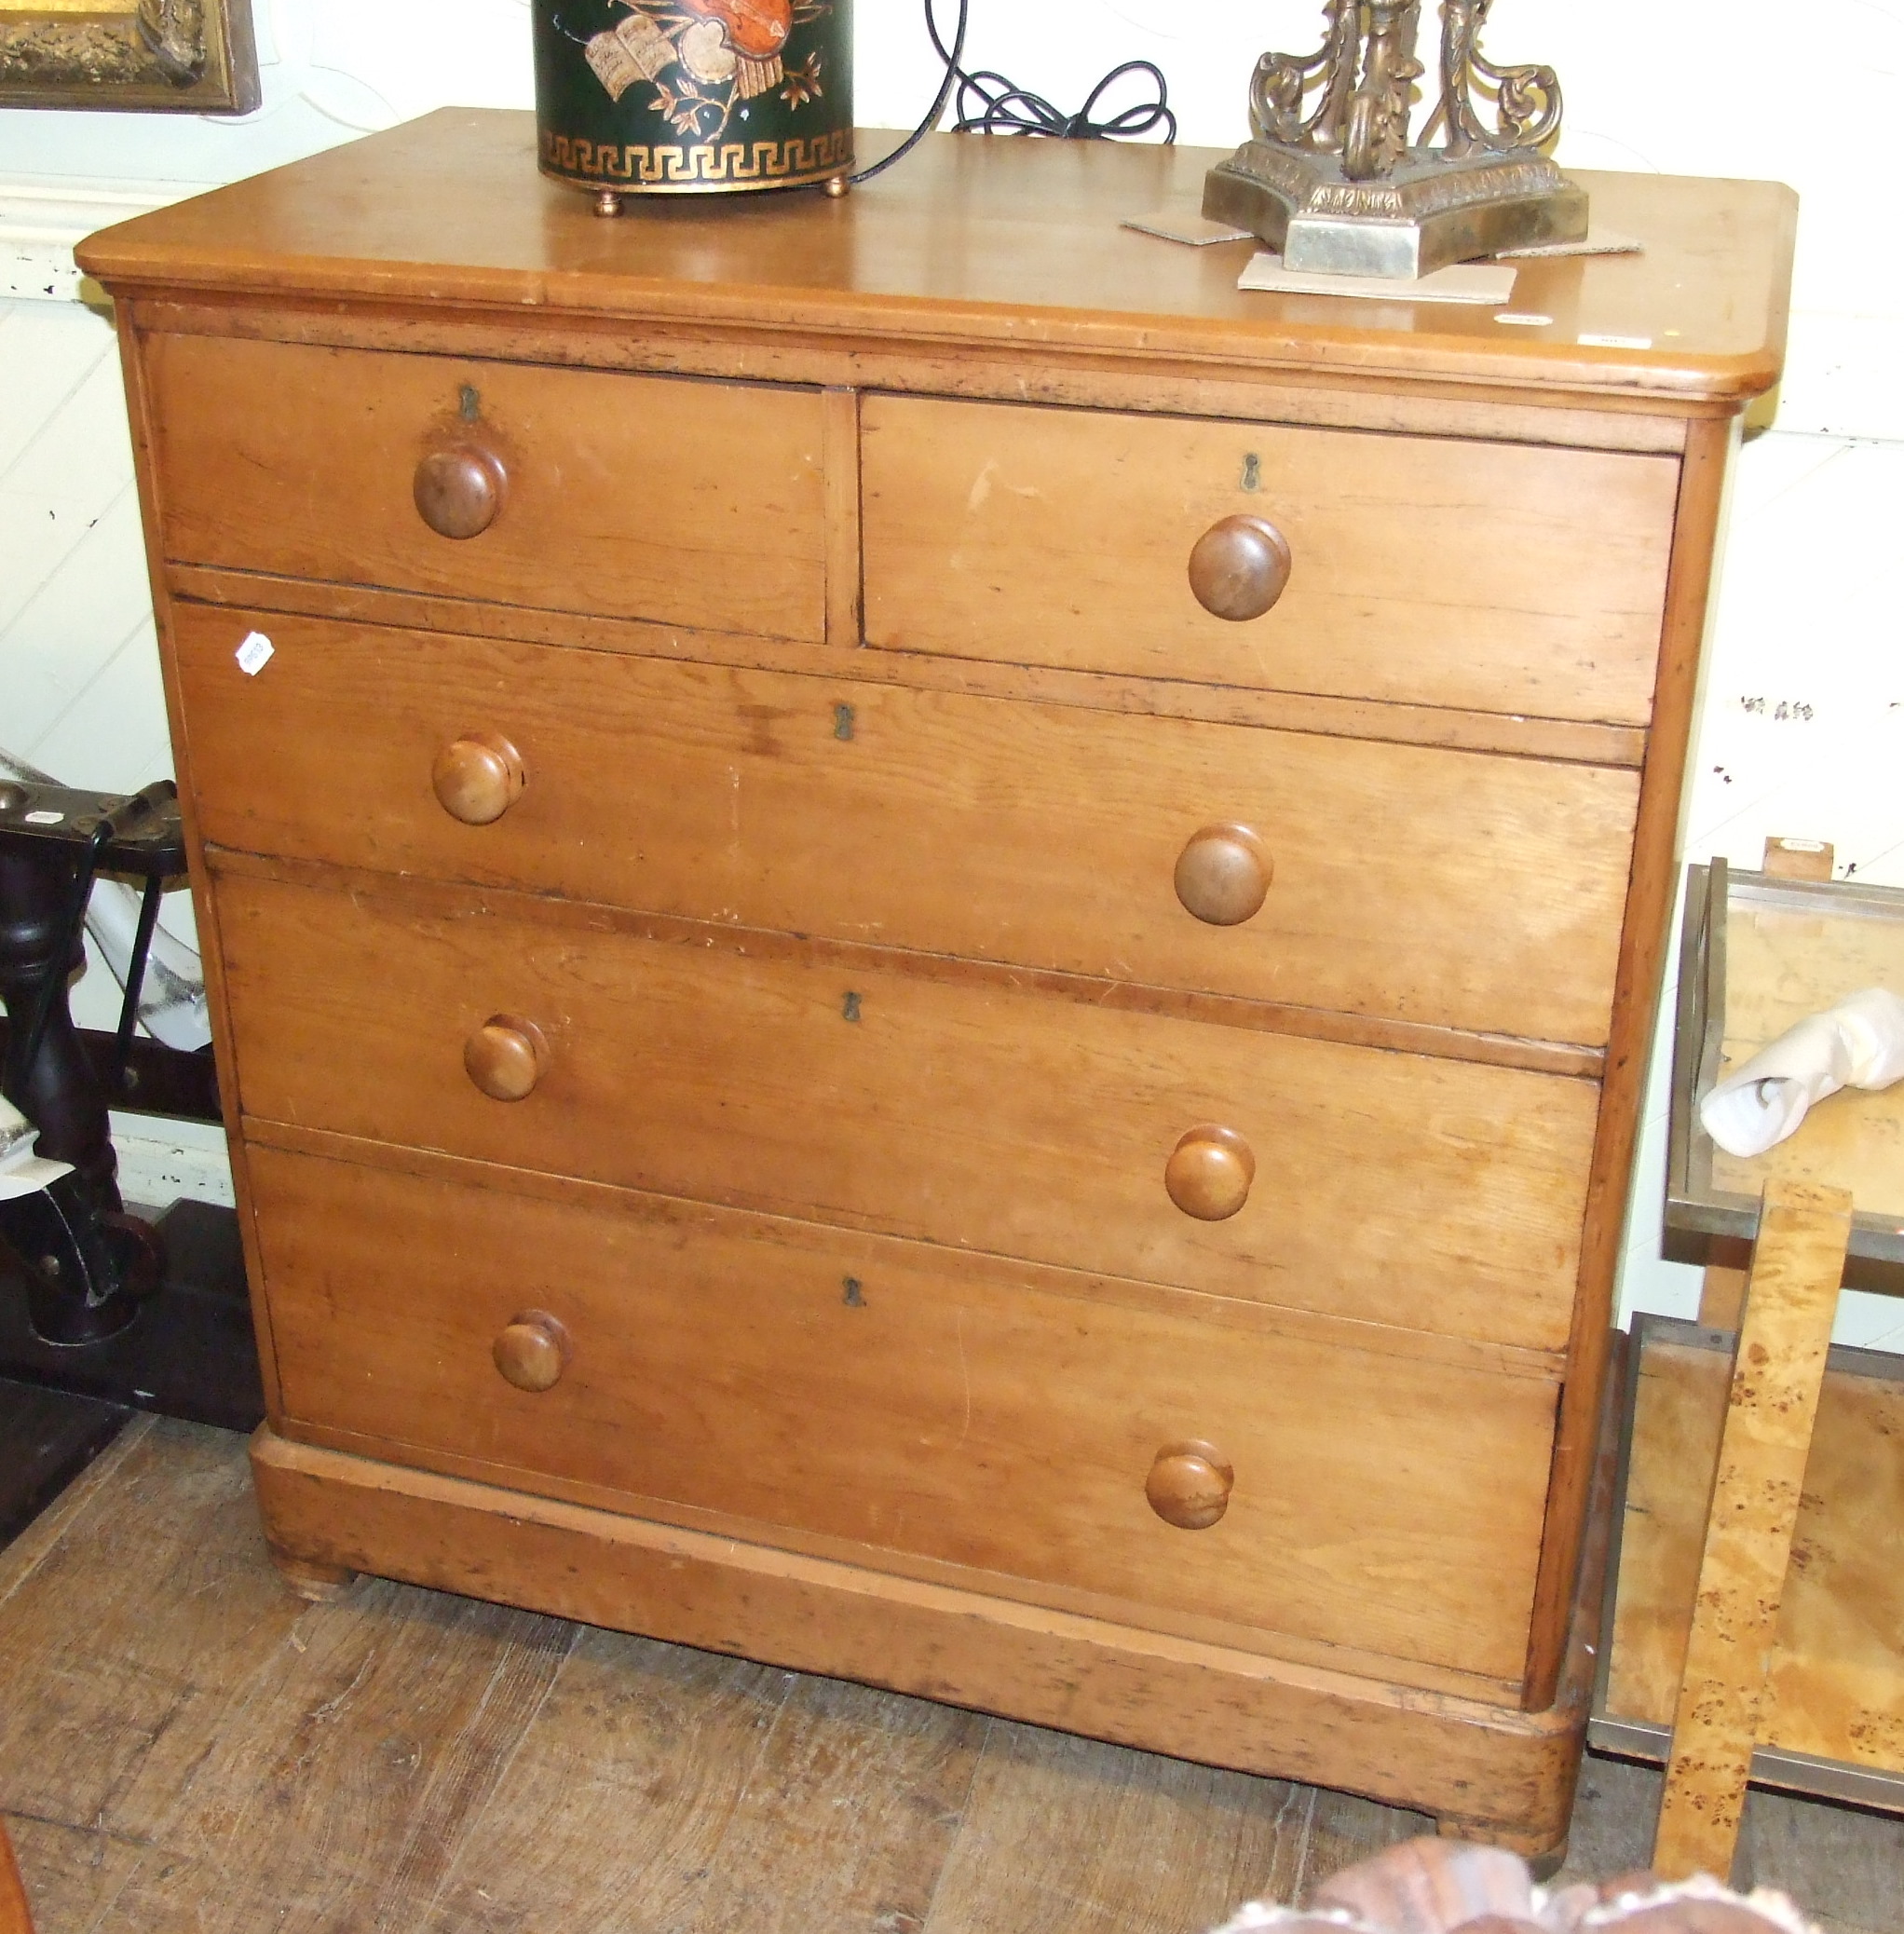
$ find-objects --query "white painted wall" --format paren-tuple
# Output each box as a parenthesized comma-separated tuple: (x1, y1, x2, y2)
(3, 2, 1900, 1338)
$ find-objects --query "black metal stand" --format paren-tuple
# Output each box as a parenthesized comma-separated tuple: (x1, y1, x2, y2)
(0, 777, 265, 1550)
(0, 777, 183, 1343)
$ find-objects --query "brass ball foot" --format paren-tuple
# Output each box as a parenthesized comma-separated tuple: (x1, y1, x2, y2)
(823, 174, 850, 200)
(594, 190, 623, 219)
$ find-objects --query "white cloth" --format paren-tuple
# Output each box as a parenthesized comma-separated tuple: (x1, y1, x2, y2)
(0, 1095, 73, 1201)
(1699, 987, 1904, 1158)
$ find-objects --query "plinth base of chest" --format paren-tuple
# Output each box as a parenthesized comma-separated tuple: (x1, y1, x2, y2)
(250, 1419, 1610, 1861)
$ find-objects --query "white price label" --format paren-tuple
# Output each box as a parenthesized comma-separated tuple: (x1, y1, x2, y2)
(236, 631, 275, 676)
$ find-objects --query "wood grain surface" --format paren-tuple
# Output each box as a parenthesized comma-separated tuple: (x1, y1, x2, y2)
(80, 120, 1799, 1866)
(249, 1420, 1600, 1837)
(8, 1419, 1890, 1934)
(246, 1140, 1557, 1682)
(76, 116, 1798, 409)
(1653, 1182, 1855, 1882)
(148, 334, 829, 641)
(0, 1822, 28, 1934)
(1520, 414, 1742, 1712)
(864, 395, 1678, 726)
(165, 558, 1650, 770)
(1606, 1328, 1904, 1774)
(171, 606, 1639, 1048)
(214, 866, 1602, 1353)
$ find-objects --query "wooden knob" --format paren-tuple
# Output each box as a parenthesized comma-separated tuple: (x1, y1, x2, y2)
(1175, 824, 1272, 926)
(1147, 1440, 1234, 1530)
(414, 443, 506, 539)
(494, 1310, 569, 1393)
(1165, 1125, 1255, 1221)
(1188, 514, 1293, 621)
(432, 731, 525, 825)
(465, 1015, 549, 1102)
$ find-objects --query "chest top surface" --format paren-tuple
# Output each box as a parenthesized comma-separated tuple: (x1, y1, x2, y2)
(78, 107, 1794, 410)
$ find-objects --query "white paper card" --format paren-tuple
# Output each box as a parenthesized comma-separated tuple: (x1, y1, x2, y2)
(236, 630, 275, 676)
(0, 1154, 75, 1202)
(1237, 254, 1516, 306)
(1497, 225, 1643, 259)
(1123, 210, 1254, 248)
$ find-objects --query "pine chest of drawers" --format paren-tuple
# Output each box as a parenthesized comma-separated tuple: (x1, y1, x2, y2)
(81, 110, 1795, 1858)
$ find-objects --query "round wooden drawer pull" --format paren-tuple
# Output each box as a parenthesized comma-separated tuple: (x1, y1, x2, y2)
(432, 731, 525, 825)
(465, 1015, 549, 1102)
(494, 1310, 569, 1393)
(414, 443, 507, 539)
(1165, 1124, 1255, 1221)
(1188, 514, 1293, 621)
(1175, 824, 1272, 926)
(1147, 1440, 1234, 1530)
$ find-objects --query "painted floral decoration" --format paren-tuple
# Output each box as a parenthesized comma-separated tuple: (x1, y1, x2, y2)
(585, 0, 830, 140)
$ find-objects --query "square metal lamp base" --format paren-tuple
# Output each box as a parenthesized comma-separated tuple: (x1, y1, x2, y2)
(1204, 139, 1587, 279)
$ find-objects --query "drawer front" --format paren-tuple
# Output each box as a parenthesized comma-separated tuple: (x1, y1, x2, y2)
(218, 871, 1599, 1353)
(177, 608, 1639, 1047)
(863, 395, 1680, 726)
(251, 1142, 1557, 1682)
(148, 335, 828, 640)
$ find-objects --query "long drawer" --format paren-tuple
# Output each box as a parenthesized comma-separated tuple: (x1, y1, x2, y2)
(216, 867, 1599, 1353)
(147, 335, 829, 640)
(863, 394, 1680, 725)
(176, 607, 1639, 1047)
(249, 1141, 1557, 1684)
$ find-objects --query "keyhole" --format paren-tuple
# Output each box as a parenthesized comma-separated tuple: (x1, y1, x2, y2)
(459, 384, 481, 421)
(842, 1276, 866, 1307)
(833, 703, 856, 742)
(1240, 453, 1261, 492)
(841, 991, 862, 1023)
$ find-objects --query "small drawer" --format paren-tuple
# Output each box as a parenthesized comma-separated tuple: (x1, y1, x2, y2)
(252, 1142, 1557, 1683)
(217, 870, 1600, 1354)
(862, 394, 1680, 726)
(176, 607, 1639, 1047)
(148, 334, 828, 640)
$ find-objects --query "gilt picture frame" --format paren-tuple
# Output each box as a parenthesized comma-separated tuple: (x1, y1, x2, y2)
(0, 0, 258, 112)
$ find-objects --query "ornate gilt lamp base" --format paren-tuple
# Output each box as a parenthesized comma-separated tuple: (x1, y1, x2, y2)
(1204, 140, 1585, 279)
(1211, 0, 1584, 279)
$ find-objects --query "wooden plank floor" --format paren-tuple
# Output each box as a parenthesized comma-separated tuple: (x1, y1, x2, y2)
(0, 1419, 1896, 1934)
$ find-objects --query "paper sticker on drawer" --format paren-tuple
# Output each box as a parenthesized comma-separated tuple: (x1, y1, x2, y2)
(235, 631, 275, 676)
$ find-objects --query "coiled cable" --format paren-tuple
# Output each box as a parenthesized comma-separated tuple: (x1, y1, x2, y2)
(849, 0, 1174, 186)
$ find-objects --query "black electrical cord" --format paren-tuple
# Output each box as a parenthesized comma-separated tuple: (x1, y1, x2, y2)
(849, 0, 1174, 187)
(846, 0, 972, 186)
(928, 4, 1176, 143)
